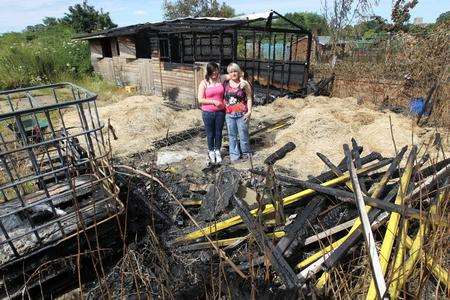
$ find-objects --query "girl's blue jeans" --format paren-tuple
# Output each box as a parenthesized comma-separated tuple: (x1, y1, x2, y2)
(225, 112, 251, 161)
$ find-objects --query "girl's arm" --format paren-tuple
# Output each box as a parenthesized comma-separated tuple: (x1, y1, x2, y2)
(243, 82, 253, 120)
(197, 80, 220, 106)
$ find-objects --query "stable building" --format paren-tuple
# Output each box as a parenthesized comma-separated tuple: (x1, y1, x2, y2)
(75, 11, 312, 106)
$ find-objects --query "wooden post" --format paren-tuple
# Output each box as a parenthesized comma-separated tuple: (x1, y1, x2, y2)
(344, 144, 387, 300)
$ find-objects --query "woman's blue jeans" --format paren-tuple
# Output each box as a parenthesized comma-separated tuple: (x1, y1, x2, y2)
(225, 113, 251, 161)
(202, 111, 225, 151)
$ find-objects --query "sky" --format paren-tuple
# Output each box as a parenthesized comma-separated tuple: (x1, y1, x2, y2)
(0, 0, 448, 33)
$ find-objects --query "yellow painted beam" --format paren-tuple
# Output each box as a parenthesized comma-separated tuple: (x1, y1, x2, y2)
(390, 190, 448, 297)
(366, 147, 416, 300)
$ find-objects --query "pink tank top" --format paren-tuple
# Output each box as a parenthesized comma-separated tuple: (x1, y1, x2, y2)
(201, 82, 225, 112)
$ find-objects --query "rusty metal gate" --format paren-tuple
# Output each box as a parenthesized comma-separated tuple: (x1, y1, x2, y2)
(0, 83, 123, 266)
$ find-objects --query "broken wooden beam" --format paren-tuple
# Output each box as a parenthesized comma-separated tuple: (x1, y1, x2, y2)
(344, 144, 387, 299)
(281, 176, 424, 220)
(231, 195, 300, 289)
(264, 142, 296, 165)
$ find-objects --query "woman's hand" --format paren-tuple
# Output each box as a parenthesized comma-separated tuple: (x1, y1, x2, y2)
(239, 79, 250, 89)
(211, 99, 221, 106)
(243, 111, 251, 122)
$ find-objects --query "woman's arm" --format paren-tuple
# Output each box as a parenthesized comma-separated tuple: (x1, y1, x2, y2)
(197, 80, 220, 106)
(243, 82, 253, 121)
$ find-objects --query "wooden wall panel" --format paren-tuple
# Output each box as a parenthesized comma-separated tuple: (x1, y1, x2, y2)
(118, 36, 136, 59)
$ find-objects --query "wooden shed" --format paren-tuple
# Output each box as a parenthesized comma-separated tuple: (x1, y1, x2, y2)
(75, 11, 312, 105)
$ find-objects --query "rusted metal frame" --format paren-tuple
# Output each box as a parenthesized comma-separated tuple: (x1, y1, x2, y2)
(271, 34, 277, 89)
(4, 96, 48, 244)
(256, 36, 262, 83)
(252, 30, 256, 84)
(167, 34, 172, 62)
(280, 33, 287, 94)
(0, 132, 26, 195)
(91, 100, 106, 155)
(232, 29, 238, 62)
(209, 33, 213, 61)
(0, 174, 113, 220)
(344, 144, 387, 299)
(0, 193, 117, 250)
(303, 32, 313, 91)
(179, 33, 184, 63)
(265, 31, 273, 101)
(287, 35, 294, 89)
(192, 33, 197, 62)
(243, 34, 247, 73)
(0, 125, 104, 158)
(0, 155, 43, 248)
(219, 32, 223, 67)
(85, 101, 103, 157)
(24, 92, 59, 184)
(231, 195, 300, 288)
(52, 87, 80, 172)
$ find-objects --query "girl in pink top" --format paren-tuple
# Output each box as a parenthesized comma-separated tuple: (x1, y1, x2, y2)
(197, 62, 226, 164)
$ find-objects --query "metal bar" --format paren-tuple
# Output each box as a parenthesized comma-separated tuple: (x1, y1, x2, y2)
(344, 144, 387, 299)
(219, 32, 223, 67)
(232, 29, 238, 61)
(281, 33, 287, 94)
(265, 32, 272, 101)
(252, 30, 256, 83)
(192, 33, 197, 61)
(243, 35, 247, 72)
(271, 34, 277, 87)
(287, 35, 294, 89)
(257, 37, 261, 82)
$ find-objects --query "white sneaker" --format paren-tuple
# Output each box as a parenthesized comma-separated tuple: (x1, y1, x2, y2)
(214, 149, 222, 164)
(208, 151, 216, 164)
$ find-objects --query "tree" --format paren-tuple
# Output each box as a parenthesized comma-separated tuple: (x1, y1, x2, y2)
(355, 16, 388, 39)
(162, 0, 235, 19)
(275, 12, 328, 34)
(436, 11, 450, 24)
(391, 0, 418, 31)
(62, 0, 117, 33)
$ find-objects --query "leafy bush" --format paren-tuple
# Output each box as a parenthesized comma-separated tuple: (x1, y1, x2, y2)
(0, 23, 91, 89)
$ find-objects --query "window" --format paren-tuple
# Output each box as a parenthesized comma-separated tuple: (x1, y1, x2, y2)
(100, 39, 112, 58)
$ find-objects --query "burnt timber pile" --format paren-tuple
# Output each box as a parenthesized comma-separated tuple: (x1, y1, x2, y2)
(98, 141, 447, 298)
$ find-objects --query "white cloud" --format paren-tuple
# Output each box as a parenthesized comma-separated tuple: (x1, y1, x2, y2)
(133, 10, 147, 16)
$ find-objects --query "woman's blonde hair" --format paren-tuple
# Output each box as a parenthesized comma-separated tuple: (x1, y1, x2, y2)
(227, 63, 242, 76)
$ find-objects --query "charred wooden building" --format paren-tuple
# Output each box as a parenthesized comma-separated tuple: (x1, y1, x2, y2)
(76, 11, 312, 105)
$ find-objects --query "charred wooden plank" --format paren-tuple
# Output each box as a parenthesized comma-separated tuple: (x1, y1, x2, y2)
(231, 195, 300, 288)
(282, 176, 424, 220)
(281, 195, 325, 257)
(251, 151, 382, 185)
(152, 126, 205, 149)
(344, 144, 387, 298)
(264, 142, 296, 165)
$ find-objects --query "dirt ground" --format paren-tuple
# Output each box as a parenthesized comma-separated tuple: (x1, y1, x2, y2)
(64, 94, 448, 178)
